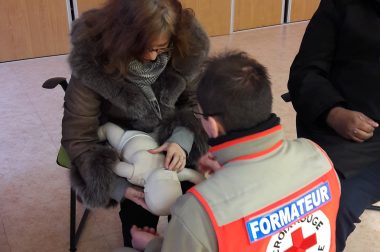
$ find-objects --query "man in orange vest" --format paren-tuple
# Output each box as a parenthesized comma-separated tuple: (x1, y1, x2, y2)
(129, 51, 341, 252)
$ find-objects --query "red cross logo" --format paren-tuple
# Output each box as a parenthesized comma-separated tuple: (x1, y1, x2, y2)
(284, 227, 317, 252)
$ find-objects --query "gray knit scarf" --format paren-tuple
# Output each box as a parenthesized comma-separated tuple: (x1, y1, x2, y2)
(125, 53, 171, 120)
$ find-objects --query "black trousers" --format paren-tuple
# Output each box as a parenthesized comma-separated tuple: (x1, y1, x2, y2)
(335, 161, 380, 252)
(297, 119, 380, 251)
(119, 181, 194, 247)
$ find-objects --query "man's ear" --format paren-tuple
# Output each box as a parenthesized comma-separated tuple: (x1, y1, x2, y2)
(206, 116, 225, 138)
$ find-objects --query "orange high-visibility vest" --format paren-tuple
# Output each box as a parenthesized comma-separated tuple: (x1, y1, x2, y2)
(189, 169, 340, 252)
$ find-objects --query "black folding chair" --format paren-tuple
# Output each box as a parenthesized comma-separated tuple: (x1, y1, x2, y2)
(43, 78, 91, 252)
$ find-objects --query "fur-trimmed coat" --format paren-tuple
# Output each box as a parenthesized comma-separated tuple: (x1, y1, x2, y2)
(61, 15, 210, 208)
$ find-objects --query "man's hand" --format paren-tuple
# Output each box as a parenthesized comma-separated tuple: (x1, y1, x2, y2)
(149, 142, 186, 171)
(326, 107, 379, 142)
(124, 186, 148, 210)
(131, 225, 158, 251)
(198, 152, 222, 176)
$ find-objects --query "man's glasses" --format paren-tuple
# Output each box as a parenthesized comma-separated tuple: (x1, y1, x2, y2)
(193, 111, 208, 119)
(193, 110, 221, 120)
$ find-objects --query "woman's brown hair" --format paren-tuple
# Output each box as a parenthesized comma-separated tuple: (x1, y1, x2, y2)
(72, 0, 195, 76)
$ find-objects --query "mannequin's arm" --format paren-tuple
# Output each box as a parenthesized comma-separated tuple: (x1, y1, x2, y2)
(98, 122, 124, 149)
(113, 161, 134, 180)
(113, 160, 148, 187)
(177, 168, 205, 184)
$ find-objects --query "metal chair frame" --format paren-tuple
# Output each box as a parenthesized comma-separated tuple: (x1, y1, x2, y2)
(70, 189, 90, 252)
(43, 78, 91, 252)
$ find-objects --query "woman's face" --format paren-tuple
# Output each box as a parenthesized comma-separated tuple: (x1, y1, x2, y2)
(142, 33, 171, 62)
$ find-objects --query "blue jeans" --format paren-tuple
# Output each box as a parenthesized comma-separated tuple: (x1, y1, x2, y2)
(336, 161, 380, 251)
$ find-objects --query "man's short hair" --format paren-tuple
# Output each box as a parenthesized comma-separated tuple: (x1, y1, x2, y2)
(197, 51, 273, 132)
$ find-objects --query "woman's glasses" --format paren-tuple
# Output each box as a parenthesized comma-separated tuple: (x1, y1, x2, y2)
(146, 46, 173, 55)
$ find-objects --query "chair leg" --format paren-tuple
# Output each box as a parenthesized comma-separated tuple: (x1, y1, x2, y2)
(70, 188, 90, 252)
(70, 188, 77, 252)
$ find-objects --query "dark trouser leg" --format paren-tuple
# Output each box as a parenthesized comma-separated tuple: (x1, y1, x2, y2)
(181, 180, 195, 194)
(336, 161, 380, 252)
(119, 181, 195, 247)
(119, 199, 159, 247)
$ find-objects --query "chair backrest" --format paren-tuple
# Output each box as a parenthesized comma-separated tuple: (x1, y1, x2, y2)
(42, 77, 71, 169)
(57, 146, 71, 168)
(281, 92, 291, 103)
(42, 77, 68, 91)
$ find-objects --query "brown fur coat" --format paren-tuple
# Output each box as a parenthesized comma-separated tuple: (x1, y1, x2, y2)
(62, 15, 210, 208)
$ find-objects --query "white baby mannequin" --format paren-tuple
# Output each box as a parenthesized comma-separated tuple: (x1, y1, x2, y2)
(98, 122, 204, 215)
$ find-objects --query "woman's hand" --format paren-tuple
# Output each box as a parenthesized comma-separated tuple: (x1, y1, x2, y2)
(131, 225, 159, 251)
(124, 186, 148, 210)
(149, 142, 186, 171)
(326, 107, 379, 142)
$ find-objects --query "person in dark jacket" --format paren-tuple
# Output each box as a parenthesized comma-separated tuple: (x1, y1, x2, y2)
(287, 0, 380, 250)
(61, 0, 209, 247)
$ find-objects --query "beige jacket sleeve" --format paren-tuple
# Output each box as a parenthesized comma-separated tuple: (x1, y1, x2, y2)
(145, 194, 218, 252)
